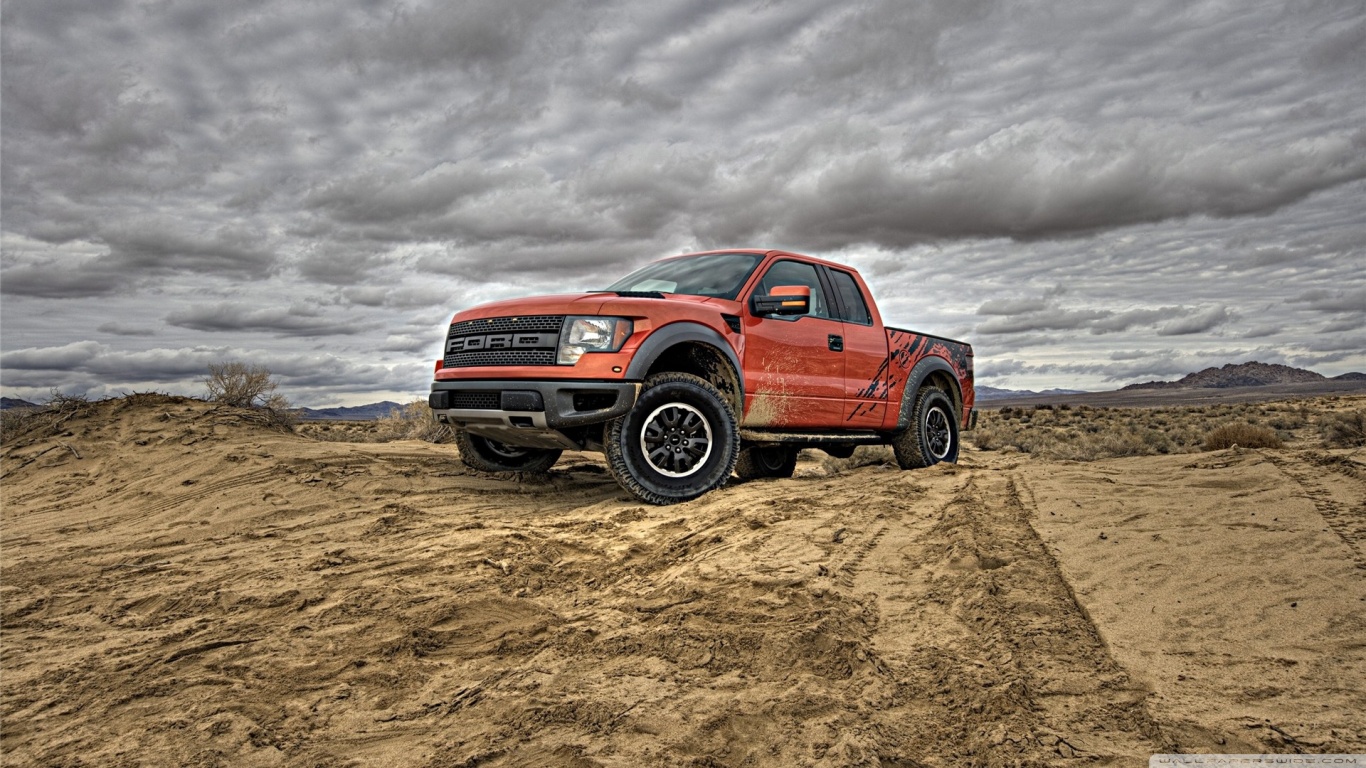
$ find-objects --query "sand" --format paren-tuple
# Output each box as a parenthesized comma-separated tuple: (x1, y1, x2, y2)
(2, 394, 1363, 766)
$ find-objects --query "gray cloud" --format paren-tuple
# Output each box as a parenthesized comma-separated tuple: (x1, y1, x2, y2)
(3, 0, 1365, 399)
(97, 322, 156, 337)
(976, 297, 1051, 316)
(976, 308, 1113, 335)
(1, 263, 130, 298)
(1156, 306, 1233, 336)
(0, 341, 418, 403)
(165, 303, 364, 337)
(1293, 287, 1366, 313)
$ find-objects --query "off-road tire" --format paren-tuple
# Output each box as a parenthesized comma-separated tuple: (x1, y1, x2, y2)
(604, 372, 739, 505)
(892, 387, 959, 469)
(734, 445, 799, 480)
(455, 429, 562, 473)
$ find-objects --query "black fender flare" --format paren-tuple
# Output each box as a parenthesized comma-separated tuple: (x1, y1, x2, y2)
(894, 355, 963, 431)
(624, 322, 745, 404)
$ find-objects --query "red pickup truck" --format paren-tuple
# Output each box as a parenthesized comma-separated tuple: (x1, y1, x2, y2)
(430, 249, 974, 504)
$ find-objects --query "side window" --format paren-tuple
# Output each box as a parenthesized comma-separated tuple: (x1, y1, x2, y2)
(754, 260, 832, 320)
(829, 270, 872, 325)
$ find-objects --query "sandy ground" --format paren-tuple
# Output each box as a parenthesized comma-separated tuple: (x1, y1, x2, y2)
(2, 395, 1363, 766)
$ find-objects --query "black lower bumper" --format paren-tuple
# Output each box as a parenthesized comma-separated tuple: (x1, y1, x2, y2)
(429, 380, 639, 432)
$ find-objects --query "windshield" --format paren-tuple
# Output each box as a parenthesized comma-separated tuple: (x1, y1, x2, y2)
(605, 252, 763, 299)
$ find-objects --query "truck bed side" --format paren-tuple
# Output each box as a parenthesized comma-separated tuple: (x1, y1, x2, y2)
(880, 326, 975, 428)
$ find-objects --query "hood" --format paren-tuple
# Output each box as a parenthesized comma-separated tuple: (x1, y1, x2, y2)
(450, 292, 741, 322)
(450, 293, 608, 323)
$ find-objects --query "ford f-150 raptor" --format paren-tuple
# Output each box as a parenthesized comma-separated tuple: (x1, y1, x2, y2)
(429, 249, 975, 505)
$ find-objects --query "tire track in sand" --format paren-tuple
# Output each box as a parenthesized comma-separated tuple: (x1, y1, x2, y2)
(1265, 451, 1366, 571)
(842, 467, 1170, 763)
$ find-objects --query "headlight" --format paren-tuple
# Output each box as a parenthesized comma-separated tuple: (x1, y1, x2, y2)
(557, 316, 633, 365)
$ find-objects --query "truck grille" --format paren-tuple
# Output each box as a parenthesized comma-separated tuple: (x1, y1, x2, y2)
(444, 315, 564, 368)
(449, 315, 564, 337)
(444, 350, 557, 368)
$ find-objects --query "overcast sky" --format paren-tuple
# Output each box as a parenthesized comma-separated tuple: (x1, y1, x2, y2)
(3, 0, 1363, 406)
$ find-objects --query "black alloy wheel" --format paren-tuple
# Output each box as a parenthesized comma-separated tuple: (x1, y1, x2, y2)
(605, 372, 739, 505)
(892, 387, 960, 469)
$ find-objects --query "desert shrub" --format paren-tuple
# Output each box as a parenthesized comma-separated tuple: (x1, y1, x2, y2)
(1202, 423, 1283, 451)
(203, 362, 296, 430)
(204, 362, 278, 407)
(1320, 411, 1366, 447)
(374, 401, 454, 443)
(0, 390, 95, 445)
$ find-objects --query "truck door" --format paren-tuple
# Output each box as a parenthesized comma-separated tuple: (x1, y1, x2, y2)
(741, 259, 845, 428)
(825, 267, 891, 429)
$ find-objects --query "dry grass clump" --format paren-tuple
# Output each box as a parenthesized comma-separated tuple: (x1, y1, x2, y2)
(819, 445, 896, 475)
(304, 401, 453, 443)
(376, 401, 454, 442)
(967, 401, 1308, 461)
(1202, 423, 1283, 451)
(1320, 410, 1366, 447)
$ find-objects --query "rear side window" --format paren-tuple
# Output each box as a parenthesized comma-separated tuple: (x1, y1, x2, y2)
(829, 270, 872, 325)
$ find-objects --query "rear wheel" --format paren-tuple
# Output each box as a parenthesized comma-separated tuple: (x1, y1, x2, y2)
(734, 445, 798, 480)
(892, 387, 959, 469)
(605, 372, 739, 505)
(455, 430, 562, 473)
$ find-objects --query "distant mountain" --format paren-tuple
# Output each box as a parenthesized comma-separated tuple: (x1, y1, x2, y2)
(1, 397, 39, 410)
(297, 401, 404, 421)
(976, 386, 1089, 401)
(1333, 372, 1366, 381)
(1123, 361, 1326, 391)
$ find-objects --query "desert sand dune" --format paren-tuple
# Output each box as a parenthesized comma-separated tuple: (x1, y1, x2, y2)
(2, 395, 1363, 766)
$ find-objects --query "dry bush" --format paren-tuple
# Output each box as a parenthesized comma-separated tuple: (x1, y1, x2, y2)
(204, 362, 278, 407)
(308, 401, 453, 443)
(0, 390, 96, 446)
(1202, 423, 1284, 451)
(1320, 411, 1366, 447)
(203, 362, 296, 430)
(374, 401, 454, 443)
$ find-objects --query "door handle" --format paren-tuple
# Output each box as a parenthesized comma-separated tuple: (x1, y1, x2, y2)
(828, 334, 844, 352)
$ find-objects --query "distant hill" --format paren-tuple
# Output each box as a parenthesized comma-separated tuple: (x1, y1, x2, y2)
(297, 401, 403, 421)
(1, 397, 39, 410)
(977, 386, 1089, 401)
(1333, 372, 1366, 381)
(1123, 361, 1329, 390)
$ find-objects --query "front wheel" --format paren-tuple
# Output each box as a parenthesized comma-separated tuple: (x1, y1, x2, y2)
(892, 387, 959, 469)
(604, 372, 739, 505)
(455, 430, 562, 473)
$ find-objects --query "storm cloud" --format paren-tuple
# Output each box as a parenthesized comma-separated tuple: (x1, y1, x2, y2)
(2, 0, 1363, 402)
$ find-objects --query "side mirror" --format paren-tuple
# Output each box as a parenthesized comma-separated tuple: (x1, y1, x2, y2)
(752, 285, 811, 316)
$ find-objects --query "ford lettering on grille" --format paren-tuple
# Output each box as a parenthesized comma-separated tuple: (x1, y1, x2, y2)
(447, 332, 558, 354)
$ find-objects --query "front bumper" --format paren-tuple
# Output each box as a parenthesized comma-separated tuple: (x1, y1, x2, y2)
(429, 380, 640, 449)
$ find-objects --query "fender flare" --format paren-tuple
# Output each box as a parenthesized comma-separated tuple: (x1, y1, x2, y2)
(624, 322, 745, 403)
(894, 355, 963, 431)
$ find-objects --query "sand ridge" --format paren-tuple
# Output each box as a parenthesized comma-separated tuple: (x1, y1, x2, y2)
(2, 394, 1363, 765)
